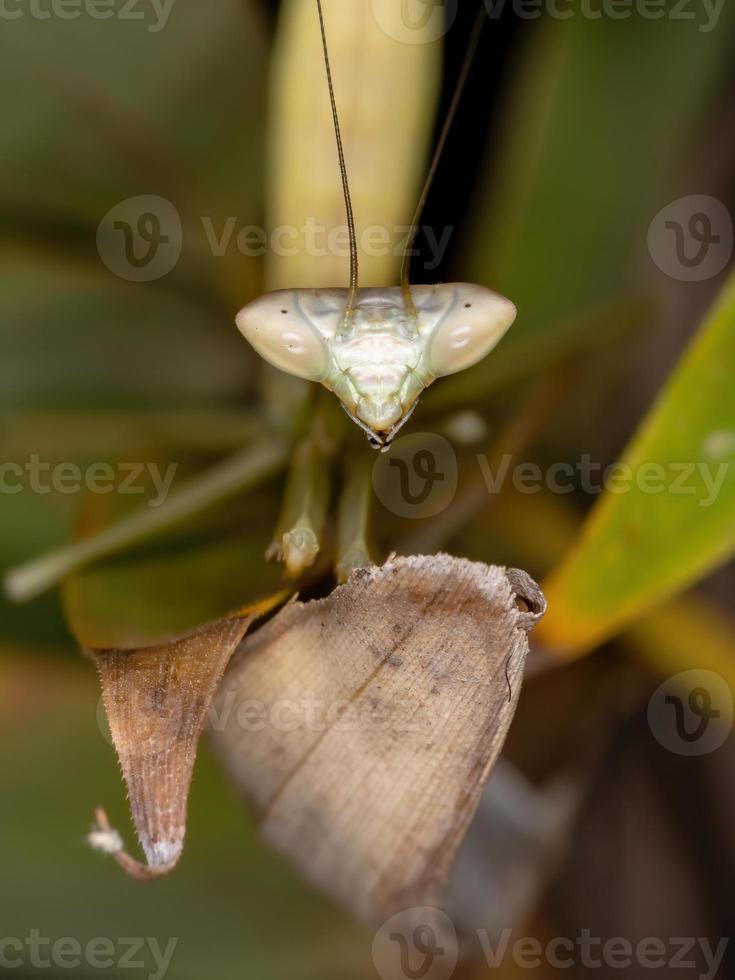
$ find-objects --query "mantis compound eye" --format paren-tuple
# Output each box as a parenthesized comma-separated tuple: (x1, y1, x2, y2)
(235, 292, 330, 383)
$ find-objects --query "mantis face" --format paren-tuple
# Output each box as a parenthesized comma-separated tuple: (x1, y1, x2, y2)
(236, 283, 516, 449)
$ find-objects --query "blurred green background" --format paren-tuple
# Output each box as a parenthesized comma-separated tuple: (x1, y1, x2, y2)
(1, 0, 734, 977)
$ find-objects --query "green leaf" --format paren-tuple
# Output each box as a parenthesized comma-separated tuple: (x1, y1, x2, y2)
(60, 454, 291, 649)
(539, 272, 735, 653)
(0, 249, 252, 410)
(1, 1, 271, 372)
(434, 12, 733, 406)
(0, 0, 268, 227)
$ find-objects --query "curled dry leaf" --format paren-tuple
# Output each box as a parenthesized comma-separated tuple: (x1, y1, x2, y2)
(87, 598, 282, 880)
(211, 554, 545, 924)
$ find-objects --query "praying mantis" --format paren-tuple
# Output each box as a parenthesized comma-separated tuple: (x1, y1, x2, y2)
(236, 0, 516, 452)
(5, 0, 516, 598)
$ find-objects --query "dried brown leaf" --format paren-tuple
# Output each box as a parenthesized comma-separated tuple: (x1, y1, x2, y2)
(211, 555, 545, 923)
(87, 597, 283, 880)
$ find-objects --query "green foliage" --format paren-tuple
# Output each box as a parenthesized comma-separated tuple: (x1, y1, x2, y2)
(2, 2, 734, 972)
(432, 12, 733, 404)
(541, 272, 735, 651)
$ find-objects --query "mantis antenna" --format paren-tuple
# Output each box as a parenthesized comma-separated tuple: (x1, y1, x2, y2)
(400, 5, 486, 317)
(315, 0, 359, 319)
